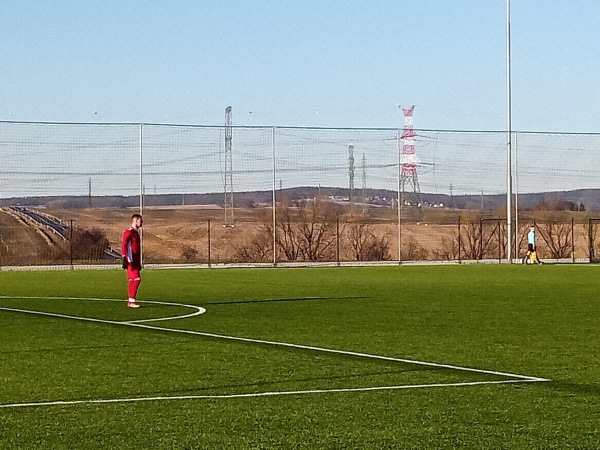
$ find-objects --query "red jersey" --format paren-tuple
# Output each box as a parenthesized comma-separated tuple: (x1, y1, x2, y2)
(121, 227, 141, 270)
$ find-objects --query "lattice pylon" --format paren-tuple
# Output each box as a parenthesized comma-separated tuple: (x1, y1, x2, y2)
(399, 106, 423, 220)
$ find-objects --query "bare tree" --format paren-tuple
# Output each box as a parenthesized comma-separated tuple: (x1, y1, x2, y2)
(433, 234, 459, 261)
(245, 198, 340, 262)
(180, 244, 199, 262)
(69, 228, 110, 260)
(234, 231, 273, 263)
(272, 202, 301, 261)
(456, 214, 503, 260)
(296, 198, 338, 261)
(459, 221, 482, 260)
(583, 220, 600, 259)
(346, 221, 391, 261)
(347, 222, 372, 261)
(537, 220, 572, 259)
(401, 237, 429, 261)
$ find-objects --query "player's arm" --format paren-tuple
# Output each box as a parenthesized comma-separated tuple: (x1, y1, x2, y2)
(121, 229, 131, 269)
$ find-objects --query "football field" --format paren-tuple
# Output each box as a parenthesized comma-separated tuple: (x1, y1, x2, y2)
(1, 264, 599, 449)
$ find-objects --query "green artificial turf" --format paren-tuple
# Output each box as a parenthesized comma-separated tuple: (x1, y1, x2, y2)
(1, 264, 599, 449)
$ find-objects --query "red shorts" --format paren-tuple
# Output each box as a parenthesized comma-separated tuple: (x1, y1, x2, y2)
(127, 267, 141, 280)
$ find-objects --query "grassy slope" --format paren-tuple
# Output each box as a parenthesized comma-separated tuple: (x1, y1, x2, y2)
(0, 265, 599, 449)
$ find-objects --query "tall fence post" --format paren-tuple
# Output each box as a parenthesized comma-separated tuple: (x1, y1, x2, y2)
(572, 218, 575, 263)
(478, 218, 483, 261)
(336, 218, 340, 266)
(458, 216, 461, 263)
(69, 219, 74, 269)
(398, 210, 402, 265)
(533, 219, 537, 261)
(498, 218, 502, 263)
(589, 218, 595, 263)
(207, 219, 211, 268)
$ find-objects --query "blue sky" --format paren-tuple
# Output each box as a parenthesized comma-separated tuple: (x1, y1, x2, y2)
(1, 1, 599, 132)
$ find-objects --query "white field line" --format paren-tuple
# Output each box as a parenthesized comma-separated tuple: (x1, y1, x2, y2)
(129, 321, 549, 382)
(0, 296, 550, 409)
(0, 295, 206, 323)
(0, 379, 543, 409)
(0, 303, 547, 382)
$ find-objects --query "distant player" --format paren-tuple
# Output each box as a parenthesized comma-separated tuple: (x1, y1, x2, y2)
(525, 224, 542, 264)
(121, 214, 144, 308)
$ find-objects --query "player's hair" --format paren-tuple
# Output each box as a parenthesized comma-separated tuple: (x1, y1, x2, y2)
(132, 213, 143, 221)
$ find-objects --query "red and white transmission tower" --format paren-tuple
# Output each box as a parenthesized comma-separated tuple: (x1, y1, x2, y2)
(399, 106, 423, 218)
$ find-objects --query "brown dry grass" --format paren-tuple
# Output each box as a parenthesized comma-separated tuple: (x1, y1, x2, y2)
(0, 209, 58, 264)
(2, 207, 595, 264)
(39, 207, 461, 263)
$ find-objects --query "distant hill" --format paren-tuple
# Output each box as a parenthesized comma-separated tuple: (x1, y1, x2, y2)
(449, 189, 598, 212)
(1, 187, 599, 211)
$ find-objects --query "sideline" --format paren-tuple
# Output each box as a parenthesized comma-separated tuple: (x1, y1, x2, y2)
(1, 379, 544, 409)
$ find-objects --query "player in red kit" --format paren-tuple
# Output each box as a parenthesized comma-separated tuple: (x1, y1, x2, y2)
(121, 213, 143, 308)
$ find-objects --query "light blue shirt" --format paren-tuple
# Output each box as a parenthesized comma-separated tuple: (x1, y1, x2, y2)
(528, 230, 535, 245)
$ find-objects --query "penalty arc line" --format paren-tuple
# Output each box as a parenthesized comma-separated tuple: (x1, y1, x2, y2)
(0, 295, 206, 324)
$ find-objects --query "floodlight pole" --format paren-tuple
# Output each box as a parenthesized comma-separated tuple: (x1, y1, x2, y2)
(506, 0, 514, 263)
(397, 127, 402, 265)
(224, 106, 234, 225)
(272, 127, 277, 266)
(139, 123, 144, 265)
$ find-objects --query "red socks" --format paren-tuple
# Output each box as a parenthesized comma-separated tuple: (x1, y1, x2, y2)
(128, 278, 141, 300)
